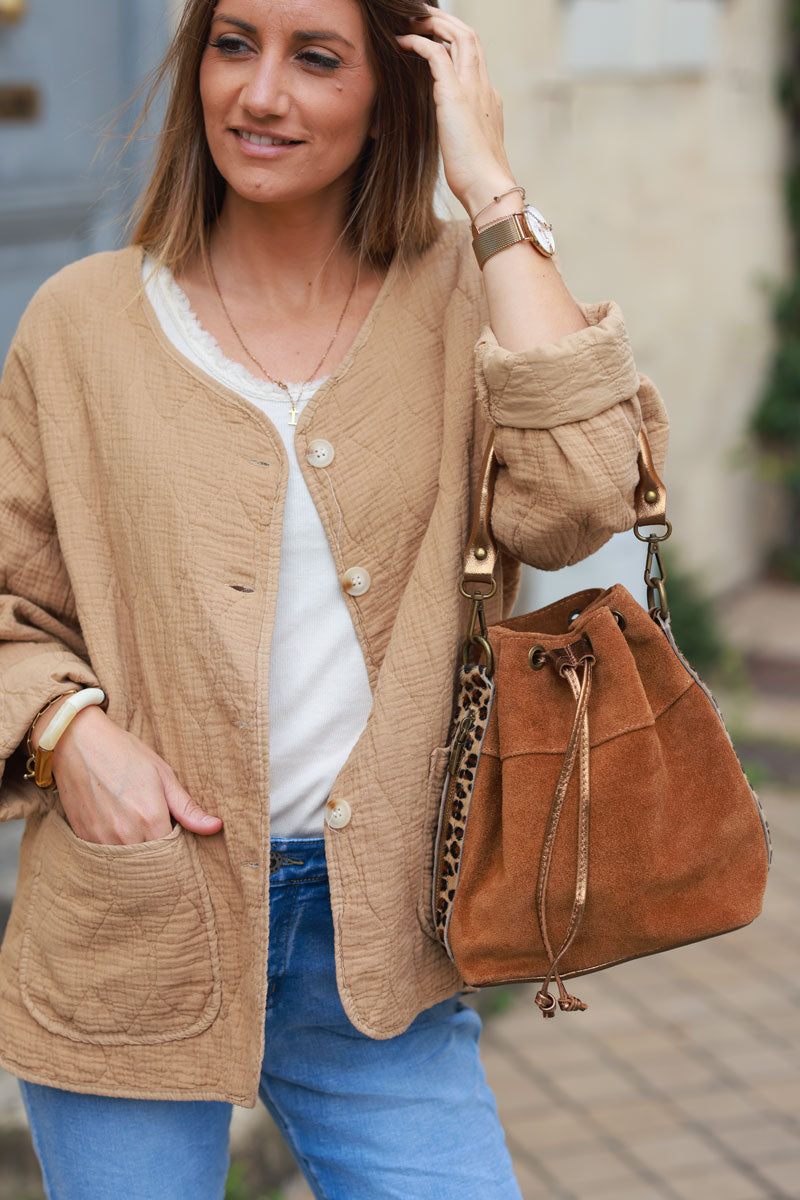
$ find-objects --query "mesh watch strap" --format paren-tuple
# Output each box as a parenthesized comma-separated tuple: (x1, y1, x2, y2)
(472, 213, 529, 270)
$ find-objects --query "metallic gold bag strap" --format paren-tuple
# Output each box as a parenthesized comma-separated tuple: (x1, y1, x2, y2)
(461, 429, 668, 592)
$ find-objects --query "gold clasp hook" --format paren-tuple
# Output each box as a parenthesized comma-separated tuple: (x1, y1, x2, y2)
(461, 593, 495, 675)
(634, 523, 671, 620)
(467, 594, 489, 644)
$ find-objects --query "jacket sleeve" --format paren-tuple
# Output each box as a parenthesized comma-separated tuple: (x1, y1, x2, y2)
(0, 330, 103, 821)
(474, 300, 669, 571)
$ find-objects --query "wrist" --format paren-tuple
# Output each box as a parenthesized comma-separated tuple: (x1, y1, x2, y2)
(473, 193, 528, 232)
(460, 175, 520, 225)
(52, 703, 107, 762)
(25, 688, 107, 791)
(31, 695, 74, 753)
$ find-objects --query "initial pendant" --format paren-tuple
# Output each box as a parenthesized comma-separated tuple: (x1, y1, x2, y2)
(289, 407, 298, 427)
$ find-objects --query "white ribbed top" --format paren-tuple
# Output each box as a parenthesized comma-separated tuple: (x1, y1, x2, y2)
(143, 256, 374, 836)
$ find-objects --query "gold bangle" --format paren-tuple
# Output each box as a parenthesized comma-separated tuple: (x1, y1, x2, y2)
(470, 186, 526, 235)
(23, 689, 81, 790)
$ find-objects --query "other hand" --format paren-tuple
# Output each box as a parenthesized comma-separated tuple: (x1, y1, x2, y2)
(45, 704, 223, 844)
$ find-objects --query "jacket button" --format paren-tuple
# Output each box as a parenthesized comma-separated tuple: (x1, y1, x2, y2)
(307, 439, 335, 468)
(341, 566, 371, 597)
(325, 798, 352, 829)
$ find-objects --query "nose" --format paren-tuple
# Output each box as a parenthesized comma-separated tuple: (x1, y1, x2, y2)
(239, 52, 291, 119)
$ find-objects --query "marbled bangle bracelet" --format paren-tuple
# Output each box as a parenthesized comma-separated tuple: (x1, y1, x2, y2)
(32, 688, 106, 791)
(36, 687, 106, 751)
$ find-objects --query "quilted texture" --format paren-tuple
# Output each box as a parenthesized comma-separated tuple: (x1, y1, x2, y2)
(0, 220, 668, 1105)
(20, 811, 221, 1043)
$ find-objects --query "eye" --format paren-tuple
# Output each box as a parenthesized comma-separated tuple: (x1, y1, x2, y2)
(298, 49, 341, 71)
(208, 34, 253, 56)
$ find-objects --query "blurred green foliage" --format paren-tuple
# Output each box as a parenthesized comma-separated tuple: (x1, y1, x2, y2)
(224, 1163, 253, 1200)
(485, 988, 515, 1017)
(224, 1161, 287, 1200)
(662, 548, 729, 678)
(752, 1, 800, 572)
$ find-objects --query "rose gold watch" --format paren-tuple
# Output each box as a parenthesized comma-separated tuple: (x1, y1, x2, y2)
(472, 205, 556, 270)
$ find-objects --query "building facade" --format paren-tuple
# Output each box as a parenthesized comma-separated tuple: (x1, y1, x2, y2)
(0, 0, 790, 594)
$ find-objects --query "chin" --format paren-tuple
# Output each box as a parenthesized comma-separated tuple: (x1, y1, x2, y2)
(228, 174, 350, 210)
(211, 145, 362, 210)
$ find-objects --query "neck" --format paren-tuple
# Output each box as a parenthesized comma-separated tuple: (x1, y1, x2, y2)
(209, 183, 362, 313)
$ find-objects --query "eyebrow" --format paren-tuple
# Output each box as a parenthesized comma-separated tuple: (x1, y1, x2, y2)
(294, 30, 356, 51)
(211, 16, 355, 50)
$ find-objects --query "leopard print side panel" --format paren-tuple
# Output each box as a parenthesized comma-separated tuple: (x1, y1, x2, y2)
(433, 663, 495, 958)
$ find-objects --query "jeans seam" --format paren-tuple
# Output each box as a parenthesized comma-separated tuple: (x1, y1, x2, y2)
(269, 872, 328, 887)
(257, 1078, 331, 1200)
(266, 882, 297, 1012)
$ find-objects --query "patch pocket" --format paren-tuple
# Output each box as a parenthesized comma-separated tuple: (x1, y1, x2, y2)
(20, 810, 222, 1045)
(416, 747, 451, 939)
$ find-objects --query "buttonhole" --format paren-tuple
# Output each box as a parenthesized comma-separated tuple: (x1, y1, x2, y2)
(230, 585, 255, 593)
(246, 458, 270, 467)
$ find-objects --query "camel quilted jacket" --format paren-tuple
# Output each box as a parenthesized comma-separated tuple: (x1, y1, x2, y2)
(0, 220, 668, 1106)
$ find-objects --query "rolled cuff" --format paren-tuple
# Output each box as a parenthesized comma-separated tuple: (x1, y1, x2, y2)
(0, 644, 102, 821)
(475, 300, 640, 429)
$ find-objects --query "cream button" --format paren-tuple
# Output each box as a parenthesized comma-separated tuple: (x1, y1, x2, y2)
(307, 439, 335, 468)
(325, 798, 352, 829)
(341, 566, 371, 597)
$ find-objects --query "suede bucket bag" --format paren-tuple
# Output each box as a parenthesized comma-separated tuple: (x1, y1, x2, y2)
(432, 430, 772, 1018)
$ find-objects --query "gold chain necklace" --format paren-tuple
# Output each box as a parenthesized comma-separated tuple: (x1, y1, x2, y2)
(207, 252, 358, 426)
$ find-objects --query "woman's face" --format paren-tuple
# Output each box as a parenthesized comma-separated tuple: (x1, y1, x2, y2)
(199, 0, 378, 209)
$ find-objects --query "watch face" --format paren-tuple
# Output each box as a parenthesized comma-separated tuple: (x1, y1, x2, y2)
(523, 205, 556, 256)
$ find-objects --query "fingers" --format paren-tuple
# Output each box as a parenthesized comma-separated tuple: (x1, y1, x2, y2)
(162, 771, 223, 836)
(407, 5, 490, 84)
(395, 31, 457, 83)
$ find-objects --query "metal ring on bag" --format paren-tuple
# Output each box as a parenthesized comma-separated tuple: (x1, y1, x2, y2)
(633, 519, 672, 542)
(459, 578, 498, 601)
(528, 645, 547, 671)
(462, 635, 495, 676)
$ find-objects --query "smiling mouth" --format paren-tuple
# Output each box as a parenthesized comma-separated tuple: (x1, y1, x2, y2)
(236, 131, 303, 147)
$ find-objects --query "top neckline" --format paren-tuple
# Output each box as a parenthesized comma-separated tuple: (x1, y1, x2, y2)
(138, 241, 407, 405)
(142, 254, 329, 403)
(132, 223, 453, 441)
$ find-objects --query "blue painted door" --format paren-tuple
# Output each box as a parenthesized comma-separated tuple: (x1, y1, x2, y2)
(0, 0, 170, 358)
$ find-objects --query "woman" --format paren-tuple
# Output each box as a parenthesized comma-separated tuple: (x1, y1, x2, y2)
(0, 0, 668, 1196)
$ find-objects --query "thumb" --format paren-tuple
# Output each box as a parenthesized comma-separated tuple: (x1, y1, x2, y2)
(163, 775, 223, 835)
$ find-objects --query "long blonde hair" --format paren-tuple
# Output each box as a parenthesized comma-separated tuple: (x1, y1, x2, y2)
(123, 0, 443, 273)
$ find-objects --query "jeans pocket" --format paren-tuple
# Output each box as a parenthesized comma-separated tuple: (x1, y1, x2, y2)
(19, 809, 221, 1044)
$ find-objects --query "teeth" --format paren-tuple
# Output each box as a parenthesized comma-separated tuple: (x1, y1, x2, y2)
(239, 131, 297, 147)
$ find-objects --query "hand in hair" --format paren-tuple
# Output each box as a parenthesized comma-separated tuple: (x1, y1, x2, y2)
(396, 4, 516, 221)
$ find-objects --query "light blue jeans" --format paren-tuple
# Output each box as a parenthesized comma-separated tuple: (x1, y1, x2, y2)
(19, 837, 522, 1200)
